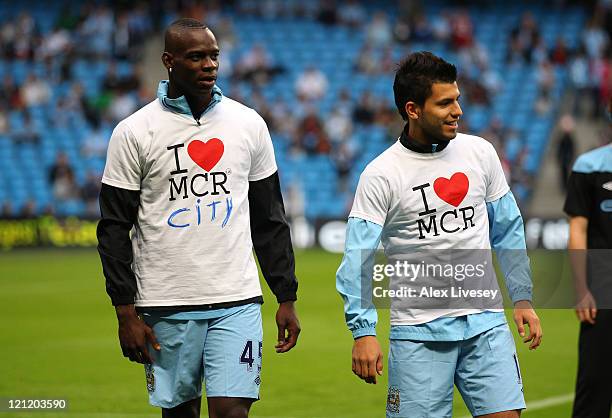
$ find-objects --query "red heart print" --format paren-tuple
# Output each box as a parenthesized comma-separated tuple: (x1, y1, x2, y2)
(433, 172, 469, 207)
(187, 138, 224, 172)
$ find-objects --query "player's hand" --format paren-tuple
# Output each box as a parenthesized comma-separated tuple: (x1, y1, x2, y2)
(116, 304, 160, 364)
(275, 301, 300, 353)
(575, 289, 597, 324)
(352, 336, 383, 384)
(513, 300, 542, 350)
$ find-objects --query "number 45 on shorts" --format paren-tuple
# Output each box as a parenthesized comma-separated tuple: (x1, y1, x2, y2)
(239, 340, 262, 372)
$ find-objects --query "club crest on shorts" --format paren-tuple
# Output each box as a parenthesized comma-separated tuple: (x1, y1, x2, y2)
(254, 364, 262, 386)
(386, 386, 401, 414)
(145, 364, 155, 392)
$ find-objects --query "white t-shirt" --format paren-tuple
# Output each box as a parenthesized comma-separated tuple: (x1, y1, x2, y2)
(102, 97, 277, 307)
(350, 133, 510, 325)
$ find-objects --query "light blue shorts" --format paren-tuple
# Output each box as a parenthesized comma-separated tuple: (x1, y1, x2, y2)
(142, 303, 263, 408)
(387, 324, 526, 417)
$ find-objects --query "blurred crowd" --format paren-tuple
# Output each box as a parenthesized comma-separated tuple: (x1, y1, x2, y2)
(0, 0, 607, 219)
(222, 0, 612, 208)
(0, 4, 157, 131)
(0, 2, 164, 219)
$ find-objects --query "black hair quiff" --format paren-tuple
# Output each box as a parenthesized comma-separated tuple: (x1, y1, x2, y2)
(393, 51, 457, 120)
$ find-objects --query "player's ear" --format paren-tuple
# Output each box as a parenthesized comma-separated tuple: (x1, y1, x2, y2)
(161, 52, 174, 71)
(405, 101, 420, 120)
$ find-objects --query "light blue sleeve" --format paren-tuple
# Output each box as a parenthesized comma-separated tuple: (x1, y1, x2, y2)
(336, 217, 383, 339)
(486, 191, 533, 303)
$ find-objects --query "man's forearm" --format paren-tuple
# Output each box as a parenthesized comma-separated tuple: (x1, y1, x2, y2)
(97, 184, 140, 306)
(487, 191, 533, 303)
(98, 238, 137, 305)
(249, 172, 298, 303)
(336, 217, 382, 339)
(568, 216, 589, 293)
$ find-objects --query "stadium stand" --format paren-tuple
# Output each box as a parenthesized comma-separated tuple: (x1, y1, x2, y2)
(0, 0, 592, 220)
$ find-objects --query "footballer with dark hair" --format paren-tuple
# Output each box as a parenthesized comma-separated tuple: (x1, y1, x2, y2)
(337, 51, 542, 418)
(97, 18, 300, 418)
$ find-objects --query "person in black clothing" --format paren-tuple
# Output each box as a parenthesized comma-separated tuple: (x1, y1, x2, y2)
(564, 99, 612, 418)
(556, 115, 576, 192)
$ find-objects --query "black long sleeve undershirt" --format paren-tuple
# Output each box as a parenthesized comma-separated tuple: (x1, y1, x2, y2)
(97, 184, 140, 306)
(97, 171, 298, 307)
(248, 171, 298, 303)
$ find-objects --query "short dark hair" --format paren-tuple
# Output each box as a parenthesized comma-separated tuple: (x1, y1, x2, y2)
(164, 18, 209, 52)
(168, 18, 207, 31)
(393, 51, 457, 120)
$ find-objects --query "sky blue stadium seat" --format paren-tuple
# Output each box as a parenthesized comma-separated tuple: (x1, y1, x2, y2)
(56, 200, 85, 217)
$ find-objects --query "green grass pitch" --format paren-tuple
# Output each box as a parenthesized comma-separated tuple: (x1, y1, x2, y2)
(0, 249, 580, 417)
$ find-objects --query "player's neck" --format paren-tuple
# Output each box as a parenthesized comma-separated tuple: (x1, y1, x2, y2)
(166, 82, 212, 119)
(404, 124, 449, 153)
(408, 123, 433, 145)
(185, 94, 212, 120)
